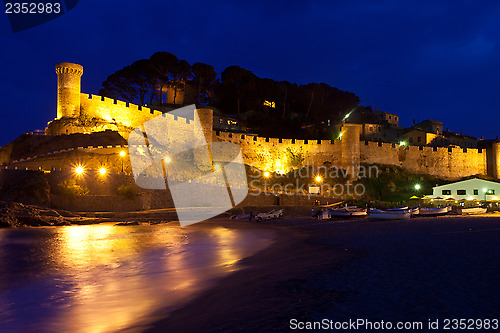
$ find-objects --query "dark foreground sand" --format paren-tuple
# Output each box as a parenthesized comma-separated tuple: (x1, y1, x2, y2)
(146, 215, 500, 333)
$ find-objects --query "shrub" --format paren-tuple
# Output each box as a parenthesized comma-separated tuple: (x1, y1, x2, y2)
(57, 179, 89, 198)
(117, 184, 138, 200)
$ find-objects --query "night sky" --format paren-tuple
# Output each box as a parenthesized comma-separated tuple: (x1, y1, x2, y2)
(1, 0, 500, 146)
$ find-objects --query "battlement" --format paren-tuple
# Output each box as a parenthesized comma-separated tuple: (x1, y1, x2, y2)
(84, 94, 161, 117)
(215, 131, 339, 148)
(55, 62, 83, 76)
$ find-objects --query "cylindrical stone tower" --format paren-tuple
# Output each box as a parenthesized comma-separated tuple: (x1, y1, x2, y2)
(196, 108, 214, 144)
(490, 141, 500, 179)
(55, 62, 83, 119)
(339, 123, 361, 179)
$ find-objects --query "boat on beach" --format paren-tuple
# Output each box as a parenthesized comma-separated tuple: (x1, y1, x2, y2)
(371, 206, 419, 215)
(328, 206, 367, 218)
(418, 206, 451, 216)
(456, 207, 487, 215)
(368, 207, 412, 220)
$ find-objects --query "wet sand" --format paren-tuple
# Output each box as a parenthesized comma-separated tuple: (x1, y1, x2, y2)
(147, 215, 500, 333)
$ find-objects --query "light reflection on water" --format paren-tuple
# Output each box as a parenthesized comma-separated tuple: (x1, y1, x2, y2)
(0, 223, 274, 333)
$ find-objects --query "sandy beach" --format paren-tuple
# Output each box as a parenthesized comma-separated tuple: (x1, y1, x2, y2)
(147, 214, 500, 333)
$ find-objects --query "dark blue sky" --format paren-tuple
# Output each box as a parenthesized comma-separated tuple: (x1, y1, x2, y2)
(1, 0, 500, 145)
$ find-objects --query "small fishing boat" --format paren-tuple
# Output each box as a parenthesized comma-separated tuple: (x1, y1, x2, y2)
(255, 209, 283, 221)
(329, 207, 367, 217)
(368, 208, 411, 220)
(371, 206, 419, 215)
(385, 206, 409, 211)
(418, 206, 451, 216)
(456, 207, 487, 215)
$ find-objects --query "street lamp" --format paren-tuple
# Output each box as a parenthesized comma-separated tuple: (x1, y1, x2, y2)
(263, 171, 270, 178)
(99, 167, 107, 176)
(74, 165, 84, 176)
(119, 151, 126, 173)
(414, 184, 421, 190)
(315, 176, 322, 183)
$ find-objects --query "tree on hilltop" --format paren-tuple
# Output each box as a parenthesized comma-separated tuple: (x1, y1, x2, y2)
(191, 62, 217, 105)
(219, 66, 257, 116)
(149, 51, 179, 104)
(169, 59, 192, 105)
(99, 68, 138, 103)
(99, 59, 157, 105)
(98, 51, 366, 140)
(129, 59, 156, 105)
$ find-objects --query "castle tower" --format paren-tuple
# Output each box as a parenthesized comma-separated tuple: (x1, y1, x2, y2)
(488, 141, 500, 179)
(339, 123, 361, 179)
(55, 62, 83, 119)
(196, 108, 214, 144)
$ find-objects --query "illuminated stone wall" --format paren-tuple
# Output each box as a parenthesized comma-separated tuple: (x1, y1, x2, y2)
(44, 62, 491, 180)
(79, 94, 163, 137)
(360, 141, 487, 180)
(213, 131, 343, 172)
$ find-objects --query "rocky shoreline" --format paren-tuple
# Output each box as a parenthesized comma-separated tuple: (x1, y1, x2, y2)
(0, 201, 81, 227)
(0, 201, 204, 227)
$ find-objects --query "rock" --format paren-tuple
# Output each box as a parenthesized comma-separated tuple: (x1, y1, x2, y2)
(0, 201, 77, 227)
(56, 210, 81, 218)
(115, 221, 140, 226)
(39, 209, 62, 217)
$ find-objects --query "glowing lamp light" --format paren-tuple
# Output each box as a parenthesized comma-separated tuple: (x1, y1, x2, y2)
(315, 176, 322, 182)
(214, 164, 221, 170)
(164, 156, 171, 163)
(99, 167, 107, 176)
(399, 141, 406, 146)
(483, 188, 487, 193)
(75, 166, 84, 175)
(414, 184, 421, 190)
(119, 151, 126, 157)
(343, 111, 352, 121)
(263, 171, 270, 178)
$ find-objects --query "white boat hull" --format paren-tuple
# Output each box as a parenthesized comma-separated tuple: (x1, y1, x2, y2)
(329, 209, 367, 217)
(457, 207, 487, 215)
(368, 210, 411, 220)
(418, 206, 450, 216)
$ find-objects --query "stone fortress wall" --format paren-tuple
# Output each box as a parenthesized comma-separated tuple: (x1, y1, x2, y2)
(42, 63, 495, 181)
(214, 125, 487, 180)
(80, 94, 163, 130)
